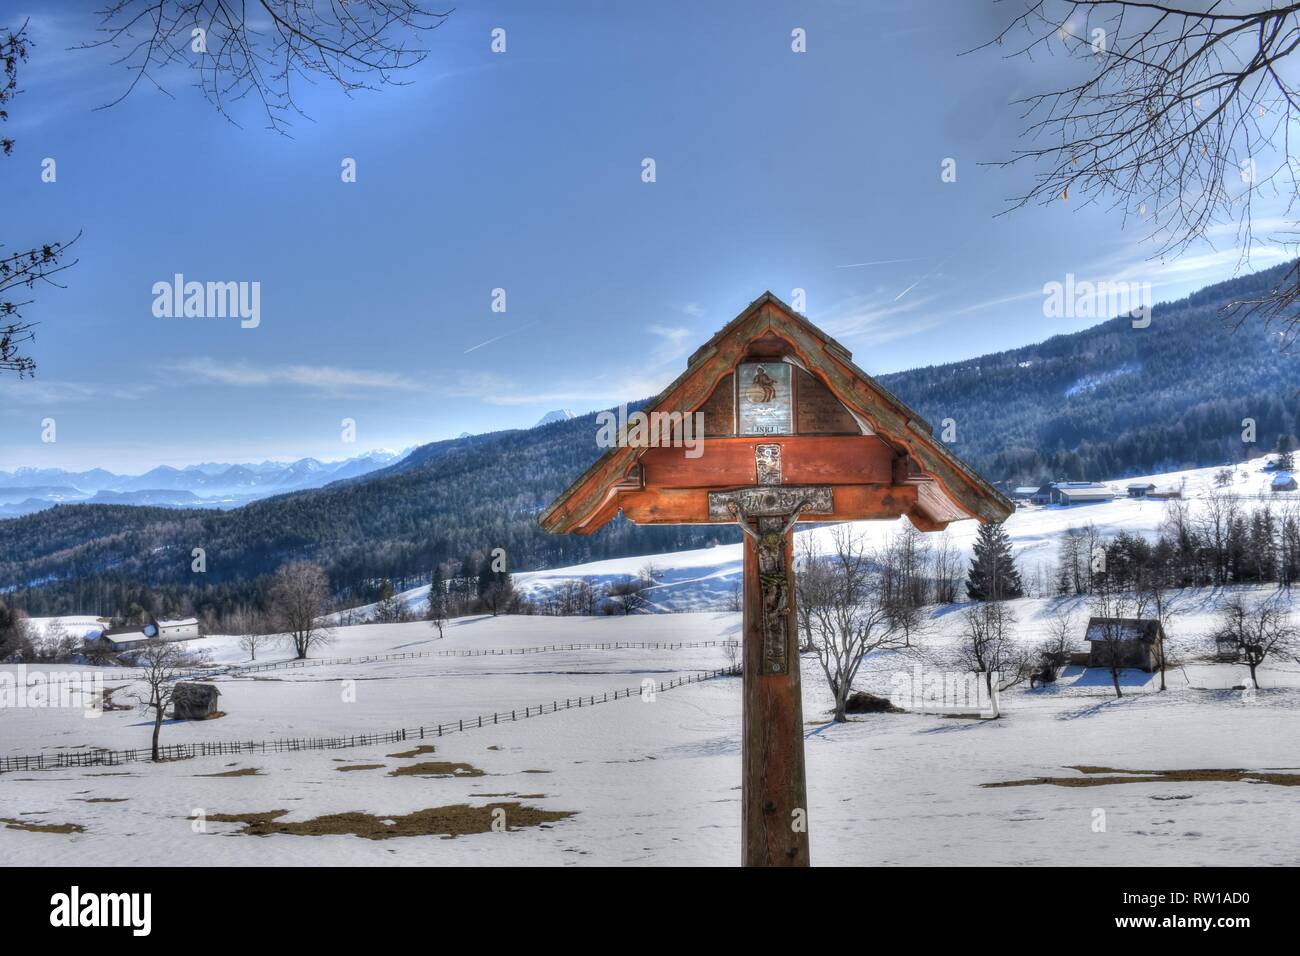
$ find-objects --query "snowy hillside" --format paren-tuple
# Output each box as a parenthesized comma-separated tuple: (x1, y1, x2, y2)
(506, 453, 1291, 612)
(4, 599, 1298, 866)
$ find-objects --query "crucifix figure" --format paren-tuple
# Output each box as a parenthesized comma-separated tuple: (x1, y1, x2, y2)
(714, 442, 818, 866)
(727, 498, 807, 677)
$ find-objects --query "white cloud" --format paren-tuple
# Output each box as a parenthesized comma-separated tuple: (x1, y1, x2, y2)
(168, 358, 425, 393)
(442, 369, 672, 407)
(0, 379, 156, 406)
(815, 289, 944, 344)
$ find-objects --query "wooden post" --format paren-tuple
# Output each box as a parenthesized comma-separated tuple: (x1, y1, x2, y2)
(741, 519, 809, 867)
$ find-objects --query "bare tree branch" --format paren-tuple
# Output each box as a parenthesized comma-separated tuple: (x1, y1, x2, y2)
(1, 19, 78, 377)
(81, 1, 454, 134)
(983, 1, 1300, 342)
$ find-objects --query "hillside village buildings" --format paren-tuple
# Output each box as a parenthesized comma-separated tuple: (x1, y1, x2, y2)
(85, 616, 200, 653)
(1084, 617, 1165, 671)
(1008, 479, 1184, 507)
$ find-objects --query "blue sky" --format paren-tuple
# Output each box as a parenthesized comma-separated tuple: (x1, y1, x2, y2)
(1, 0, 1291, 471)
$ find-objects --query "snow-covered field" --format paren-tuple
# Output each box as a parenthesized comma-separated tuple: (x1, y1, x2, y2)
(509, 453, 1295, 612)
(3, 596, 1298, 866)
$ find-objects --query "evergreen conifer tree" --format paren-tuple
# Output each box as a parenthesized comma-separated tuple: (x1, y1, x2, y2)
(966, 522, 1024, 601)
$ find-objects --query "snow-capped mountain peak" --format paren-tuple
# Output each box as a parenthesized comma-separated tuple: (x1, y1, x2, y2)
(533, 409, 577, 427)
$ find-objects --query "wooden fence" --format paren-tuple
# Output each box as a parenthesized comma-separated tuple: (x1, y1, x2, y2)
(0, 665, 740, 774)
(231, 640, 739, 675)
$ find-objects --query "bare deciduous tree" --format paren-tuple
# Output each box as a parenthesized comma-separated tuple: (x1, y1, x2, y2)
(1136, 575, 1177, 691)
(985, 1, 1300, 343)
(958, 600, 1030, 701)
(131, 640, 209, 761)
(1035, 603, 1078, 684)
(83, 1, 453, 134)
(794, 536, 835, 653)
(268, 560, 334, 659)
(223, 604, 270, 661)
(805, 526, 899, 722)
(606, 574, 651, 615)
(1088, 571, 1145, 698)
(929, 530, 964, 605)
(1212, 596, 1299, 688)
(1, 20, 78, 377)
(34, 619, 82, 663)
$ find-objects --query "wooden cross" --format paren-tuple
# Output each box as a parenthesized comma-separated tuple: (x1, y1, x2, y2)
(538, 292, 1012, 867)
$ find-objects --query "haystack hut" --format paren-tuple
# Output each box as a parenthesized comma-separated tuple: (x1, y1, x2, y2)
(172, 682, 221, 720)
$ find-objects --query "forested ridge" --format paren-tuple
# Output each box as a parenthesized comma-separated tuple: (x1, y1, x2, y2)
(2, 262, 1296, 619)
(879, 262, 1300, 482)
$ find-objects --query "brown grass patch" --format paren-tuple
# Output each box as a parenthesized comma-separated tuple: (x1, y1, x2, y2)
(202, 802, 574, 839)
(99, 686, 132, 712)
(196, 767, 262, 778)
(204, 810, 287, 827)
(982, 766, 1300, 789)
(73, 797, 128, 803)
(521, 769, 551, 774)
(335, 764, 385, 773)
(387, 745, 437, 758)
(388, 761, 484, 778)
(1, 817, 85, 834)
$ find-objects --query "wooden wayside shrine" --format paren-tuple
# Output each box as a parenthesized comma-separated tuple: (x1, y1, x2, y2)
(540, 291, 1012, 866)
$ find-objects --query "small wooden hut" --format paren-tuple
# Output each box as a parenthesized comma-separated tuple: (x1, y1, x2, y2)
(172, 682, 221, 720)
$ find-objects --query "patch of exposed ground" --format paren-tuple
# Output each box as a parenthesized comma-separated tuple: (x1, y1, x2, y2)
(202, 803, 575, 839)
(1, 817, 85, 834)
(99, 686, 132, 712)
(196, 767, 262, 778)
(335, 764, 385, 773)
(982, 766, 1300, 789)
(387, 745, 437, 758)
(73, 797, 128, 803)
(521, 769, 551, 774)
(388, 761, 484, 778)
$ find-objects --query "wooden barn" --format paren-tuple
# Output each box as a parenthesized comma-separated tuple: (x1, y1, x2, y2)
(172, 682, 221, 720)
(1084, 617, 1164, 671)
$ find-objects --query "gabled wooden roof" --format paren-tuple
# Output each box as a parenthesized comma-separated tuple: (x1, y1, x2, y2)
(540, 291, 1013, 534)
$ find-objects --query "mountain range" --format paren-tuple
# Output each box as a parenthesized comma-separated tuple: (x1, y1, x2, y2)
(2, 262, 1297, 620)
(0, 450, 411, 517)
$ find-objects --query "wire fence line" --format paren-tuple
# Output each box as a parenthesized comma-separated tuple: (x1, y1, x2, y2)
(229, 640, 740, 675)
(0, 665, 741, 774)
(4, 640, 740, 689)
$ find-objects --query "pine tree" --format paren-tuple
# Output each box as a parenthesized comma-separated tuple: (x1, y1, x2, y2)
(372, 579, 406, 623)
(1277, 435, 1295, 472)
(966, 522, 1023, 601)
(426, 566, 447, 638)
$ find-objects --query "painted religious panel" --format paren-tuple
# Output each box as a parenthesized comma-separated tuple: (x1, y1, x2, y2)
(737, 362, 792, 435)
